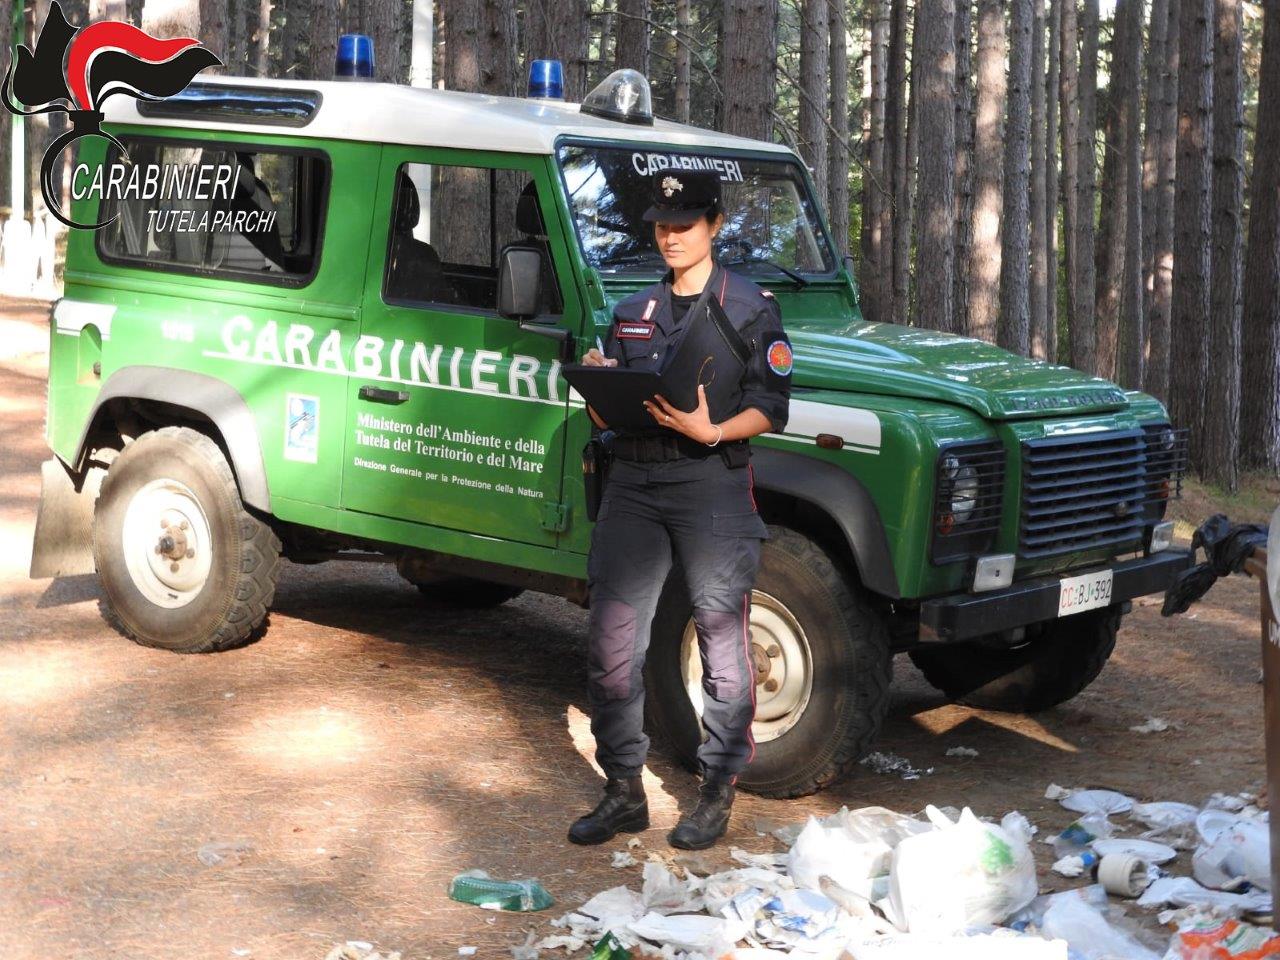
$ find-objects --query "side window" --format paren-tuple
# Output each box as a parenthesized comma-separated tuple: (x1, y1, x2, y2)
(383, 161, 563, 316)
(96, 138, 328, 285)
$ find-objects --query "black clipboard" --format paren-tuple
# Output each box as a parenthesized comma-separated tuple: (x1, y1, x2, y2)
(562, 366, 668, 430)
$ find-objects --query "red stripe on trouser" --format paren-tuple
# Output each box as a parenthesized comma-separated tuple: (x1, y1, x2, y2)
(735, 590, 756, 785)
(747, 463, 757, 511)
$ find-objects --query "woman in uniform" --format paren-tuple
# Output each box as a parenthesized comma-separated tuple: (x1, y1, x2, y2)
(569, 169, 793, 851)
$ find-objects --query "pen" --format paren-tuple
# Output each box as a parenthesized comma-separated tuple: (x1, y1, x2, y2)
(596, 335, 605, 354)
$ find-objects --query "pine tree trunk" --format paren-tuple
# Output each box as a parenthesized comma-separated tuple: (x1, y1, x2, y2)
(1240, 0, 1280, 471)
(862, 0, 893, 321)
(881, 0, 909, 323)
(954, 0, 974, 334)
(254, 0, 270, 76)
(199, 0, 229, 68)
(828, 0, 851, 256)
(1116, 0, 1146, 390)
(1141, 0, 1171, 317)
(308, 0, 338, 80)
(1073, 0, 1100, 374)
(1030, 0, 1050, 358)
(1045, 0, 1061, 361)
(894, 16, 920, 327)
(1203, 0, 1243, 487)
(968, 0, 1005, 342)
(367, 0, 402, 83)
(1094, 75, 1123, 380)
(1000, 0, 1032, 354)
(1059, 0, 1080, 356)
(1147, 0, 1181, 401)
(525, 0, 590, 101)
(615, 0, 649, 74)
(800, 0, 831, 212)
(675, 0, 691, 122)
(720, 0, 779, 141)
(914, 0, 957, 332)
(1171, 0, 1213, 465)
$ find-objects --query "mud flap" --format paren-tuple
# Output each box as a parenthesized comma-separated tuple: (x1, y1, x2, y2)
(29, 457, 104, 579)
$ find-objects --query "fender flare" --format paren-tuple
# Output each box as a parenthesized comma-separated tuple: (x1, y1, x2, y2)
(74, 365, 272, 512)
(750, 445, 900, 598)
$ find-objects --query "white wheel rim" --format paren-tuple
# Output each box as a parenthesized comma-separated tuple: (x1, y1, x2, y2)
(679, 589, 814, 743)
(121, 477, 214, 609)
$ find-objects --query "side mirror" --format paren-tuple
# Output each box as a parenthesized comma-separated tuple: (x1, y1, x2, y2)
(498, 246, 544, 320)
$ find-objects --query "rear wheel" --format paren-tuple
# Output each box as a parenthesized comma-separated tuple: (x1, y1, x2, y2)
(909, 603, 1123, 712)
(92, 426, 281, 653)
(644, 525, 892, 799)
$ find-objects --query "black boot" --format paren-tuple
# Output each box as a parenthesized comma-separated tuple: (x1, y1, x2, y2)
(667, 776, 735, 850)
(567, 775, 649, 845)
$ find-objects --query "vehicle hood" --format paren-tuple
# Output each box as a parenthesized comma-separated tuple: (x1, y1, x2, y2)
(790, 319, 1129, 420)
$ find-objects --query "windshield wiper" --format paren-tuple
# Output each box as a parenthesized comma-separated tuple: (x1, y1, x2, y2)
(602, 251, 668, 269)
(721, 255, 810, 289)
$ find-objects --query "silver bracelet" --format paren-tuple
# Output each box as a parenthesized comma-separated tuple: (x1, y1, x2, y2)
(705, 424, 723, 447)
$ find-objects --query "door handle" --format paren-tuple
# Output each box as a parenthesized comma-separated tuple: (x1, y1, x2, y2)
(358, 385, 410, 404)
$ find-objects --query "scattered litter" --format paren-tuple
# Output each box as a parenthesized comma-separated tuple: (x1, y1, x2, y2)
(1092, 837, 1178, 865)
(861, 750, 934, 780)
(322, 944, 401, 960)
(1193, 816, 1271, 891)
(888, 805, 1037, 936)
(1000, 811, 1037, 843)
(1137, 876, 1273, 915)
(509, 931, 540, 960)
(1052, 851, 1099, 878)
(730, 847, 789, 871)
(1164, 916, 1280, 960)
(672, 850, 720, 876)
(231, 950, 250, 957)
(1051, 813, 1116, 858)
(611, 851, 638, 869)
(626, 838, 641, 850)
(586, 932, 629, 959)
(1040, 887, 1160, 960)
(1207, 792, 1256, 814)
(1060, 788, 1135, 816)
(641, 862, 705, 914)
(1129, 717, 1172, 733)
(449, 870, 554, 912)
(1095, 853, 1155, 898)
(197, 840, 253, 867)
(628, 912, 745, 955)
(1045, 783, 1074, 801)
(458, 948, 476, 957)
(845, 930, 1068, 958)
(945, 746, 979, 758)
(532, 934, 586, 952)
(1131, 801, 1200, 848)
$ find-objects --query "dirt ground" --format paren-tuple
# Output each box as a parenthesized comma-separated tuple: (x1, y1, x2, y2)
(0, 295, 1273, 959)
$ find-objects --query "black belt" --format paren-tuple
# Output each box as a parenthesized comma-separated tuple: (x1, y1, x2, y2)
(610, 432, 748, 463)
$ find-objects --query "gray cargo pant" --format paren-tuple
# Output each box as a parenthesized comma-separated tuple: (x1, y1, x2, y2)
(585, 453, 769, 782)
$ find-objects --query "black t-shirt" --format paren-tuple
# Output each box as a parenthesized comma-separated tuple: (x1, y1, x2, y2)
(670, 291, 700, 327)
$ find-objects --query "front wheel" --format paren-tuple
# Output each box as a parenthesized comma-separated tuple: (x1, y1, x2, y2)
(92, 426, 281, 653)
(909, 603, 1123, 712)
(644, 526, 892, 799)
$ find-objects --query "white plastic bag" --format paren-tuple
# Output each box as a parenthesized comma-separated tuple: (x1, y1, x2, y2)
(789, 815, 895, 900)
(887, 805, 1038, 936)
(1192, 818, 1271, 892)
(1040, 889, 1160, 960)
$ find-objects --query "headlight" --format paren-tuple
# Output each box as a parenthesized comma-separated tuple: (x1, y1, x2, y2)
(939, 454, 981, 525)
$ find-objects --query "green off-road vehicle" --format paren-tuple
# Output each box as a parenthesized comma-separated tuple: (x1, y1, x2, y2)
(31, 68, 1190, 797)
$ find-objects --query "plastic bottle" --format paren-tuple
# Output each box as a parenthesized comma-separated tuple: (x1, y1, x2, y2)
(1051, 813, 1115, 858)
(447, 870, 554, 911)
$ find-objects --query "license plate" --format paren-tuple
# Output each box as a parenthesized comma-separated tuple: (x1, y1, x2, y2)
(1058, 568, 1114, 617)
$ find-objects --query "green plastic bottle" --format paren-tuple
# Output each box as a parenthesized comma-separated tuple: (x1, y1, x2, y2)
(447, 870, 554, 912)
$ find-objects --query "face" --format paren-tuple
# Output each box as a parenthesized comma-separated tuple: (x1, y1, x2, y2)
(654, 213, 724, 270)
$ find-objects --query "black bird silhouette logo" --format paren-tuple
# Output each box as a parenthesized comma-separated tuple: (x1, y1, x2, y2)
(2, 1, 221, 228)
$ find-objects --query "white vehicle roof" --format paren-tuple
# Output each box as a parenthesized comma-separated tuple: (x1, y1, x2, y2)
(103, 75, 796, 158)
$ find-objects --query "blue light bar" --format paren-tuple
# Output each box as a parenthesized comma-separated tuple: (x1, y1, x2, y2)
(528, 59, 564, 100)
(336, 34, 375, 80)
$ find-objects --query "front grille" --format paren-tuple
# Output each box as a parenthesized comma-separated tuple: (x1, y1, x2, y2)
(931, 440, 1007, 562)
(1019, 425, 1187, 559)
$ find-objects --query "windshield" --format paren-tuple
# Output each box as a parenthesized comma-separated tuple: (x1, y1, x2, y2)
(557, 143, 837, 279)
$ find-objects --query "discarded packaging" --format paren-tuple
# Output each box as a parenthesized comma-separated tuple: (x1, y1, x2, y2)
(1040, 888, 1160, 960)
(1093, 838, 1178, 866)
(588, 932, 631, 960)
(1137, 876, 1273, 916)
(887, 805, 1037, 936)
(197, 840, 253, 867)
(1060, 788, 1135, 816)
(1164, 916, 1280, 960)
(1096, 853, 1155, 898)
(448, 870, 554, 912)
(1052, 813, 1116, 858)
(1194, 817, 1272, 892)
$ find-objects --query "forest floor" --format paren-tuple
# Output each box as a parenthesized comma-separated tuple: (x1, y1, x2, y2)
(0, 295, 1274, 959)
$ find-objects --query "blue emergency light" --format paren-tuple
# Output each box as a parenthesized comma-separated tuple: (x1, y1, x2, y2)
(528, 59, 565, 100)
(335, 34, 375, 80)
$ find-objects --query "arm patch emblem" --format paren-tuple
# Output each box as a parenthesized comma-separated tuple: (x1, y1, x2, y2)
(766, 339, 793, 376)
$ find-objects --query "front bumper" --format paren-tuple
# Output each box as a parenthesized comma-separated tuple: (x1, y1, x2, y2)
(918, 548, 1193, 644)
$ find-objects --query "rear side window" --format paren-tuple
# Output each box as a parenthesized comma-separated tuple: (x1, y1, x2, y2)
(95, 137, 328, 286)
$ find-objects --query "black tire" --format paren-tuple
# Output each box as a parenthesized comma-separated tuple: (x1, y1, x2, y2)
(410, 576, 525, 608)
(909, 603, 1123, 712)
(92, 426, 281, 653)
(644, 525, 892, 799)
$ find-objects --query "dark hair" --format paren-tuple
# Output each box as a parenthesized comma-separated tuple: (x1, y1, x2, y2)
(703, 201, 722, 224)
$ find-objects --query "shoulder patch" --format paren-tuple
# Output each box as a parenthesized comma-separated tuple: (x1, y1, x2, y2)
(766, 336, 793, 376)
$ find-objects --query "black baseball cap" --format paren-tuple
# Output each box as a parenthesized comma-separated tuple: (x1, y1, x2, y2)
(641, 169, 722, 224)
